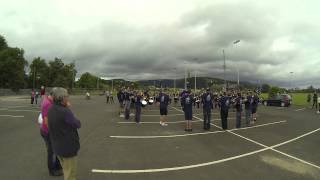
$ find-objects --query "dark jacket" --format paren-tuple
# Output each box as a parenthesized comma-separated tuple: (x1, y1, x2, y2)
(202, 92, 213, 110)
(48, 104, 81, 157)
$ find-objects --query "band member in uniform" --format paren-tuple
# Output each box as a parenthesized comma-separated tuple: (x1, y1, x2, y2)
(219, 91, 230, 130)
(201, 88, 213, 130)
(117, 89, 124, 117)
(123, 89, 132, 120)
(157, 90, 170, 126)
(244, 91, 253, 126)
(134, 91, 143, 123)
(235, 92, 243, 128)
(182, 89, 193, 131)
(251, 92, 259, 122)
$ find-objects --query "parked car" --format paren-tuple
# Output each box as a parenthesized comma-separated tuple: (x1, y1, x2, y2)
(262, 94, 292, 107)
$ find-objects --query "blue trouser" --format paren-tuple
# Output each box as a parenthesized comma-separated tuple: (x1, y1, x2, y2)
(124, 100, 131, 120)
(245, 109, 251, 126)
(135, 105, 141, 123)
(236, 111, 242, 128)
(220, 109, 228, 130)
(203, 108, 211, 129)
(40, 130, 61, 173)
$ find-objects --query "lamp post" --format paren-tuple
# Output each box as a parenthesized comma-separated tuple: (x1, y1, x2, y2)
(184, 61, 187, 89)
(290, 72, 294, 92)
(33, 65, 36, 90)
(222, 40, 241, 91)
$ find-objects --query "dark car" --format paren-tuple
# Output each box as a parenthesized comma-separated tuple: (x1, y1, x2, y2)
(262, 94, 292, 107)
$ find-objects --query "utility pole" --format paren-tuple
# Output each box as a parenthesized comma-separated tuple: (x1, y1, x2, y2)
(111, 79, 114, 92)
(184, 62, 187, 89)
(33, 65, 36, 90)
(194, 71, 197, 93)
(223, 49, 226, 91)
(72, 60, 75, 89)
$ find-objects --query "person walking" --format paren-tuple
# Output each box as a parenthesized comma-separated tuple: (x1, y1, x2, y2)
(48, 87, 81, 180)
(31, 89, 35, 104)
(40, 90, 62, 176)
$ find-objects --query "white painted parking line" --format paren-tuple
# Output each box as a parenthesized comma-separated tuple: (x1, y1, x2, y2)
(0, 115, 24, 118)
(231, 120, 287, 131)
(118, 120, 202, 124)
(93, 128, 320, 174)
(294, 108, 306, 112)
(92, 148, 269, 173)
(0, 109, 40, 113)
(141, 114, 185, 117)
(111, 121, 287, 139)
(110, 130, 225, 139)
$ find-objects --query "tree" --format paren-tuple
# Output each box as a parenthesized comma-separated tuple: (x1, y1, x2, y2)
(0, 47, 27, 91)
(0, 35, 8, 51)
(261, 84, 271, 93)
(29, 57, 49, 89)
(268, 86, 280, 97)
(78, 72, 98, 89)
(47, 58, 76, 88)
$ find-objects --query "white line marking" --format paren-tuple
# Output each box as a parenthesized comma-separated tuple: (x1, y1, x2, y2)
(272, 149, 320, 169)
(141, 114, 185, 117)
(92, 148, 269, 173)
(111, 121, 287, 139)
(118, 120, 202, 124)
(230, 121, 287, 131)
(0, 109, 40, 113)
(93, 128, 320, 174)
(110, 130, 225, 139)
(228, 129, 320, 170)
(0, 115, 24, 118)
(294, 108, 306, 112)
(270, 128, 320, 149)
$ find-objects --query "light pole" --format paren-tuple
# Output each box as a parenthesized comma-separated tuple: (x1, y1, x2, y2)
(290, 72, 294, 92)
(72, 60, 76, 89)
(33, 65, 36, 90)
(184, 61, 187, 89)
(222, 49, 226, 90)
(222, 40, 241, 91)
(193, 58, 198, 93)
(173, 68, 177, 93)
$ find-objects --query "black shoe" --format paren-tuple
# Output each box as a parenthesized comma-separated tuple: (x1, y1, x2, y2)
(49, 170, 63, 176)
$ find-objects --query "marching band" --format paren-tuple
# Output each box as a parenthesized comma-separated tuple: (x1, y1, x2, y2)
(112, 87, 260, 131)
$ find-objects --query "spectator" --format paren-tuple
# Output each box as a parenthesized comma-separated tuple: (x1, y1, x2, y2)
(40, 90, 62, 176)
(312, 92, 318, 109)
(48, 87, 81, 180)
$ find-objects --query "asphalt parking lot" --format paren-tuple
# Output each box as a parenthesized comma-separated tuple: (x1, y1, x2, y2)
(0, 96, 319, 180)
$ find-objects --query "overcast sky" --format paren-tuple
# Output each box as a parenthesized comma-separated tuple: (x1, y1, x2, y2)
(1, 0, 319, 88)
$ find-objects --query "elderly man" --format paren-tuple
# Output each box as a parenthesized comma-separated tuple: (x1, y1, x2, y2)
(48, 87, 81, 180)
